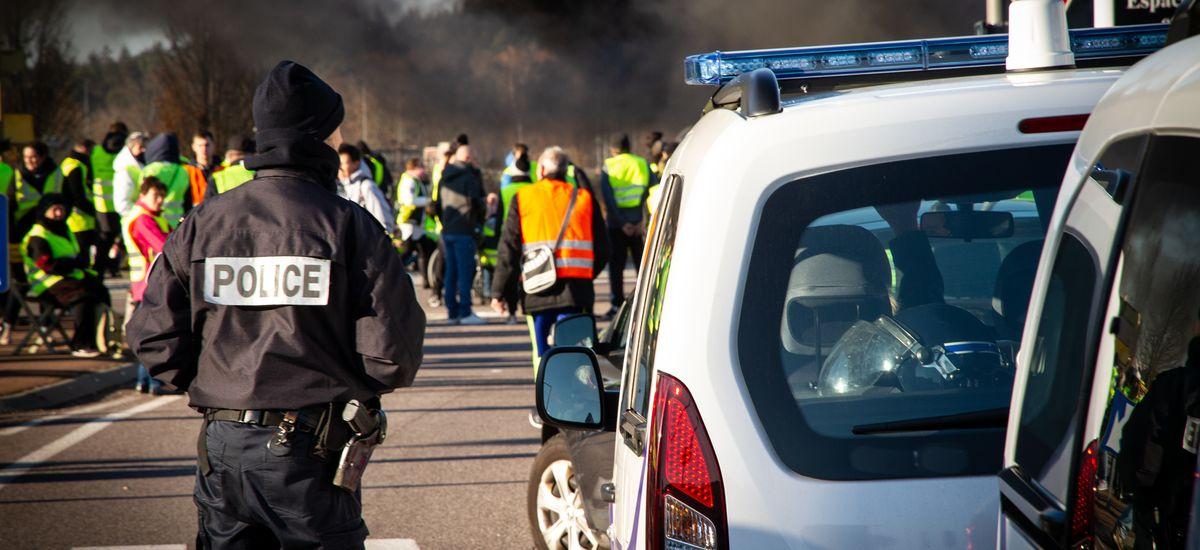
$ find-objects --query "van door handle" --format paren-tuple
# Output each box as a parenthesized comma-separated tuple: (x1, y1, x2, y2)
(619, 411, 646, 456)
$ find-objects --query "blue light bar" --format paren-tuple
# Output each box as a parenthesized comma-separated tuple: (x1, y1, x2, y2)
(684, 23, 1168, 86)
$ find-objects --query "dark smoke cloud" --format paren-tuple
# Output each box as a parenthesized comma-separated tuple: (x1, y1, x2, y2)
(72, 0, 979, 167)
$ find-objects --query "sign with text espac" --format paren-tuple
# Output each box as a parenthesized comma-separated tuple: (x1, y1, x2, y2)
(1069, 0, 1183, 26)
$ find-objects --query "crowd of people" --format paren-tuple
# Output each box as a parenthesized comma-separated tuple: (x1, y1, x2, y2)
(0, 119, 674, 367)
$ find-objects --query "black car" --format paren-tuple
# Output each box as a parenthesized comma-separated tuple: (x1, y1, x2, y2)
(527, 304, 630, 550)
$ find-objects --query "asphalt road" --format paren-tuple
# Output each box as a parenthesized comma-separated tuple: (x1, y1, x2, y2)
(0, 270, 631, 549)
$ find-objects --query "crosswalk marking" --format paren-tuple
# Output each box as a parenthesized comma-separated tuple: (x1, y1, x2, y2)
(0, 396, 182, 491)
(0, 394, 141, 437)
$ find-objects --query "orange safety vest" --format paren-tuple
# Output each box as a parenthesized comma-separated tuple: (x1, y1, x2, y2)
(185, 164, 208, 206)
(517, 179, 595, 279)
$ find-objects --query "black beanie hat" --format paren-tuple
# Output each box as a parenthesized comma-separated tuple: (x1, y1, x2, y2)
(252, 61, 344, 140)
(227, 134, 255, 153)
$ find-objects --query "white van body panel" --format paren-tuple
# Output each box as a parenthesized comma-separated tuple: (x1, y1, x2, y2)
(612, 68, 1122, 550)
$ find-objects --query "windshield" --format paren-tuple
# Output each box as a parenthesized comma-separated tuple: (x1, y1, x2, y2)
(737, 144, 1073, 480)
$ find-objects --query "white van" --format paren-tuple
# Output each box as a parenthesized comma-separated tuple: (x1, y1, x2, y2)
(999, 14, 1200, 550)
(534, 1, 1171, 548)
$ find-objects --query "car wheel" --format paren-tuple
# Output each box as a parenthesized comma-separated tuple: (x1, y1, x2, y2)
(528, 435, 604, 550)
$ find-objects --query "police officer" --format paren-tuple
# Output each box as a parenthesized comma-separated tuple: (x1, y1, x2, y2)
(128, 60, 426, 548)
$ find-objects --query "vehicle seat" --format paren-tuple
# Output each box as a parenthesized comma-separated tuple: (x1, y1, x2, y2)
(780, 225, 891, 395)
(992, 239, 1044, 342)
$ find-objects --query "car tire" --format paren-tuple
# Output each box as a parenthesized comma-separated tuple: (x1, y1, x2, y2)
(528, 434, 606, 550)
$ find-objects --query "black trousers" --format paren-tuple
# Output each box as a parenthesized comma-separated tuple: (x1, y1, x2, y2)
(607, 227, 644, 308)
(195, 420, 369, 549)
(93, 212, 121, 274)
(404, 235, 436, 289)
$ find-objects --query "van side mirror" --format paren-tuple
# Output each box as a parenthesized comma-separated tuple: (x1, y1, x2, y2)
(552, 314, 597, 349)
(536, 347, 605, 431)
(920, 210, 1014, 240)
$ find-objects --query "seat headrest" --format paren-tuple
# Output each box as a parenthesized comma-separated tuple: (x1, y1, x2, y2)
(785, 225, 891, 304)
(992, 239, 1044, 337)
(781, 225, 891, 356)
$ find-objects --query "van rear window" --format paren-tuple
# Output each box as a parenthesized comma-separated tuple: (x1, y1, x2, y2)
(737, 144, 1072, 480)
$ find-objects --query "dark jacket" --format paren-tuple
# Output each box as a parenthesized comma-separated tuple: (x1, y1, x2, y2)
(492, 182, 609, 313)
(127, 140, 426, 410)
(1118, 346, 1200, 536)
(145, 133, 181, 165)
(435, 162, 484, 236)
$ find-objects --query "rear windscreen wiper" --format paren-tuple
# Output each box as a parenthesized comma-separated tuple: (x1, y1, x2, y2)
(851, 407, 1008, 435)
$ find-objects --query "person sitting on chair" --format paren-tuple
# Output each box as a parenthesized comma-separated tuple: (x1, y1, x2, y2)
(21, 194, 112, 357)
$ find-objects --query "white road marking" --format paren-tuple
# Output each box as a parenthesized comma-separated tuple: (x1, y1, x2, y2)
(0, 394, 142, 437)
(0, 395, 182, 491)
(71, 540, 417, 550)
(364, 540, 421, 550)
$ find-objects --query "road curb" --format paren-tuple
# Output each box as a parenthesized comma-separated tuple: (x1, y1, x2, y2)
(0, 362, 139, 413)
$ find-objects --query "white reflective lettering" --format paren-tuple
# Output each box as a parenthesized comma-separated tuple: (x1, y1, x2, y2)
(204, 256, 331, 306)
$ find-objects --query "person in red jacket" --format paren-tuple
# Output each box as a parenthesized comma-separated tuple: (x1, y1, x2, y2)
(124, 177, 169, 305)
(123, 177, 170, 393)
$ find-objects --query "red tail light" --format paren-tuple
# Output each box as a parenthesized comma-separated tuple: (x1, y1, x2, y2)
(647, 373, 728, 550)
(1070, 440, 1099, 546)
(1018, 114, 1090, 134)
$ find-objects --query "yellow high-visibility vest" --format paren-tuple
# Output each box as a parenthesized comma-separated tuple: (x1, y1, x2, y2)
(604, 153, 650, 208)
(60, 157, 97, 233)
(21, 223, 87, 297)
(90, 145, 118, 214)
(140, 162, 189, 228)
(213, 161, 255, 193)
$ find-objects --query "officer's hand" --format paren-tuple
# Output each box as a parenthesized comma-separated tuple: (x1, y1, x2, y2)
(622, 223, 636, 237)
(491, 299, 506, 315)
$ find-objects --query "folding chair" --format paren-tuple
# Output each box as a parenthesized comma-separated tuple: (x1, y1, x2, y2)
(10, 284, 71, 355)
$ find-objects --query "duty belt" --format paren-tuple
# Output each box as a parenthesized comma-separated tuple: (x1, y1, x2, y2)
(204, 407, 324, 433)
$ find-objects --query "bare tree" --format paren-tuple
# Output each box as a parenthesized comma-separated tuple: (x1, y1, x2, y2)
(152, 18, 257, 146)
(0, 0, 81, 145)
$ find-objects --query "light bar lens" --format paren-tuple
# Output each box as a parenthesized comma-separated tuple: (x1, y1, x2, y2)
(684, 23, 1168, 85)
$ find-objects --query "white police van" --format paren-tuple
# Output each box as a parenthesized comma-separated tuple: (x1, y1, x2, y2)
(999, 6, 1200, 548)
(533, 1, 1172, 548)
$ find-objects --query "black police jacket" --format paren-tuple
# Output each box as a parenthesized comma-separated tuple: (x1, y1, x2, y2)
(128, 167, 426, 410)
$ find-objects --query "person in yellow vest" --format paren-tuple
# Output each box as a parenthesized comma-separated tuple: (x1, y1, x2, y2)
(498, 144, 535, 324)
(357, 141, 393, 201)
(396, 157, 436, 290)
(122, 177, 171, 393)
(206, 135, 256, 196)
(424, 141, 456, 308)
(60, 138, 100, 269)
(645, 141, 676, 218)
(16, 142, 63, 237)
(598, 134, 652, 319)
(644, 130, 665, 179)
(113, 131, 147, 218)
(21, 194, 112, 357)
(91, 122, 128, 277)
(139, 133, 192, 228)
(491, 146, 609, 360)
